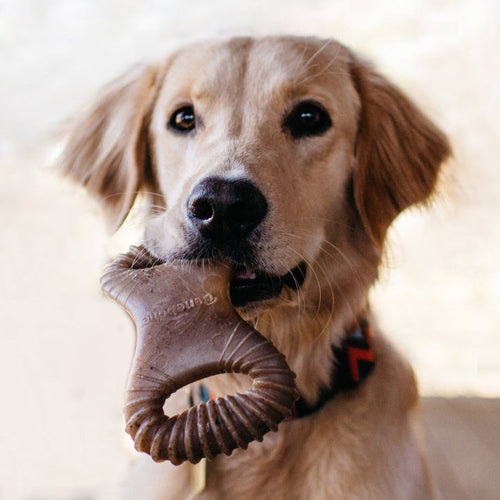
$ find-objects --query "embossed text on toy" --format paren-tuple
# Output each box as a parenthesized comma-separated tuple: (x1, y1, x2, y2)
(141, 293, 218, 325)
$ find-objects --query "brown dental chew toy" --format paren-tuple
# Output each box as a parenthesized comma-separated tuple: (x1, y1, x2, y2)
(100, 246, 298, 465)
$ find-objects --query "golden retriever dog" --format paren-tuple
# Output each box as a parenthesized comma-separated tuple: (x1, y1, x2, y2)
(62, 36, 450, 499)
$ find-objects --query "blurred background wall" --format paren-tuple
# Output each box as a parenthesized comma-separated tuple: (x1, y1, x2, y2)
(1, 1, 498, 498)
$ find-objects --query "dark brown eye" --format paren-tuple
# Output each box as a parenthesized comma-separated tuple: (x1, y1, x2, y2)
(169, 105, 196, 133)
(283, 101, 332, 139)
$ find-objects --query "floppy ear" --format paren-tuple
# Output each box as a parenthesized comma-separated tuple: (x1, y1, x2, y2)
(349, 55, 451, 247)
(61, 64, 162, 230)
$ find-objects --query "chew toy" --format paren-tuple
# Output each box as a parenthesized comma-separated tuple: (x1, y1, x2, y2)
(101, 246, 298, 465)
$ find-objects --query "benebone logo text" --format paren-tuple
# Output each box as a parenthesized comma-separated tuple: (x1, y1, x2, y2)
(141, 293, 218, 325)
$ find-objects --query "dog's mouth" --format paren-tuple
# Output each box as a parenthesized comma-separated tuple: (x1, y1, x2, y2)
(229, 263, 307, 307)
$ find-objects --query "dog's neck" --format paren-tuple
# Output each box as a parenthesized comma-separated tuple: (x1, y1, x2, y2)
(205, 293, 371, 409)
(291, 318, 375, 417)
(256, 301, 371, 403)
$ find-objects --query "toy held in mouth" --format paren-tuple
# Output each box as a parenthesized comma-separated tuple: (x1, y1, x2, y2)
(100, 246, 298, 465)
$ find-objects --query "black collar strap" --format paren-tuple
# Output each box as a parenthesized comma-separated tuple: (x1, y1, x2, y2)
(290, 319, 376, 419)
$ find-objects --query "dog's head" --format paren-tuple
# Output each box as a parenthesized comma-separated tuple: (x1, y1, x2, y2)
(62, 36, 450, 320)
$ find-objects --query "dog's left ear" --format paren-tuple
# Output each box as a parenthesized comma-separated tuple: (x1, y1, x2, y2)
(349, 55, 451, 247)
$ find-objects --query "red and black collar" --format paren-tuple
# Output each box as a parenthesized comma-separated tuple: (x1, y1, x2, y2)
(291, 319, 375, 419)
(188, 319, 376, 419)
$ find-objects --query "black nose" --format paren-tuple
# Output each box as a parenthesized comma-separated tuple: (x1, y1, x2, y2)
(187, 177, 268, 241)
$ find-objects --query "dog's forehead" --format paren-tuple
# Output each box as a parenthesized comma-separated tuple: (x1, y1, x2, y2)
(159, 37, 354, 107)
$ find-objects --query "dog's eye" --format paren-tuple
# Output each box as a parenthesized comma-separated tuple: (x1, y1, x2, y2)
(169, 106, 196, 133)
(283, 101, 332, 139)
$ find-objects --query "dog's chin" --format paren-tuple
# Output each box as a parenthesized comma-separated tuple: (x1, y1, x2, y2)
(229, 262, 307, 309)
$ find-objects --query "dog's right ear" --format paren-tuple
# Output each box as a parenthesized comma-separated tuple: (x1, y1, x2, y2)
(61, 64, 162, 231)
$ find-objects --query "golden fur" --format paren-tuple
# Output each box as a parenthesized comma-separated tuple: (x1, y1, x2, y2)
(62, 36, 450, 499)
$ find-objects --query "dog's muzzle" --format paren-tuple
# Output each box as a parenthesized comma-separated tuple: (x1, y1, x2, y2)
(184, 176, 306, 307)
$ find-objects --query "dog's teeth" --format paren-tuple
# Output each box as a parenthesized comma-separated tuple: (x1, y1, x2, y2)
(237, 269, 257, 280)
